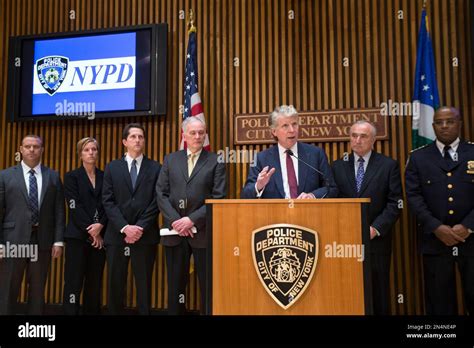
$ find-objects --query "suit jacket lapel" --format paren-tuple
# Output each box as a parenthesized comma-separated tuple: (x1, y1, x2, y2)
(79, 166, 95, 195)
(133, 156, 150, 192)
(120, 157, 134, 193)
(297, 143, 308, 194)
(345, 154, 357, 196)
(14, 165, 29, 204)
(428, 143, 450, 172)
(94, 168, 103, 197)
(189, 151, 209, 183)
(177, 150, 189, 182)
(39, 165, 49, 207)
(358, 152, 379, 196)
(270, 146, 285, 198)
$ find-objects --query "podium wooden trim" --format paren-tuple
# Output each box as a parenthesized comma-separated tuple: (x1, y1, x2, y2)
(205, 199, 372, 315)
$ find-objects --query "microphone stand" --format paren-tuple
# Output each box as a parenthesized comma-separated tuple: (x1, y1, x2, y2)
(287, 149, 331, 199)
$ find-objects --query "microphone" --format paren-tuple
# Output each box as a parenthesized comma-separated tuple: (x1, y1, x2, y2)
(286, 149, 331, 198)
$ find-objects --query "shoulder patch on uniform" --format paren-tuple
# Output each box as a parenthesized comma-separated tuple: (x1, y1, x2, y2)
(410, 144, 429, 153)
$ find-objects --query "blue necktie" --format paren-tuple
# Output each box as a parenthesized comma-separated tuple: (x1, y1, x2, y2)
(130, 159, 138, 190)
(356, 157, 365, 193)
(28, 169, 39, 225)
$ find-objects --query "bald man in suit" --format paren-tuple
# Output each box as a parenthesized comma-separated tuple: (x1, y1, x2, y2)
(0, 135, 65, 315)
(332, 121, 402, 315)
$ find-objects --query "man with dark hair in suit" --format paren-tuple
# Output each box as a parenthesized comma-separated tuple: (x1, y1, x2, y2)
(102, 123, 161, 315)
(332, 121, 402, 315)
(0, 135, 65, 315)
(156, 117, 226, 315)
(241, 105, 337, 199)
(406, 106, 474, 315)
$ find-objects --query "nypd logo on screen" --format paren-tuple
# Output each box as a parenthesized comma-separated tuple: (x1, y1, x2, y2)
(34, 54, 135, 118)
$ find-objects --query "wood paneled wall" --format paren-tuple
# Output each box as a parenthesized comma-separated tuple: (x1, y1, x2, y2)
(0, 0, 473, 314)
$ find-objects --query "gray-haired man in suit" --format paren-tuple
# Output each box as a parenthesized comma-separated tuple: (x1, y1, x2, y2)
(0, 135, 65, 315)
(157, 117, 226, 315)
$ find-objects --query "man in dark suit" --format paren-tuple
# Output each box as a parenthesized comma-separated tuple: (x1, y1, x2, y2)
(406, 106, 474, 315)
(332, 121, 402, 315)
(241, 105, 337, 199)
(156, 117, 226, 315)
(102, 123, 161, 315)
(0, 135, 65, 315)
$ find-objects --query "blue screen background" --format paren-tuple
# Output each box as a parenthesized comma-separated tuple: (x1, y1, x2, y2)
(32, 32, 136, 115)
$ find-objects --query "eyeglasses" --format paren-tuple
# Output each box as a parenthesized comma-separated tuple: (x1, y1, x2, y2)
(433, 119, 459, 127)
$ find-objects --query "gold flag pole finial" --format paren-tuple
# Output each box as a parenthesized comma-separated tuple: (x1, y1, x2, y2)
(423, 0, 427, 9)
(188, 9, 196, 34)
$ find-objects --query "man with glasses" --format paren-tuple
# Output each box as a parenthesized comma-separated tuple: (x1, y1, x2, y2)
(406, 106, 474, 315)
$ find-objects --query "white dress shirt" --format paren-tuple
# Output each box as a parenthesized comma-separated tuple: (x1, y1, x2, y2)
(187, 148, 202, 163)
(352, 152, 380, 237)
(120, 153, 144, 233)
(435, 137, 460, 160)
(124, 153, 144, 175)
(278, 143, 299, 199)
(18, 161, 63, 247)
(353, 151, 372, 178)
(21, 161, 42, 204)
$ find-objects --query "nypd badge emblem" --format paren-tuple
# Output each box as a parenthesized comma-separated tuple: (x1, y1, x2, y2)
(252, 224, 319, 309)
(36, 56, 69, 96)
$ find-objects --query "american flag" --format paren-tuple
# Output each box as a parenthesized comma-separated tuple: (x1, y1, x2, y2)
(180, 30, 210, 150)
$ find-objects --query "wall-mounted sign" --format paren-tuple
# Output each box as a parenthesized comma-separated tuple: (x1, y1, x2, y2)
(234, 108, 389, 145)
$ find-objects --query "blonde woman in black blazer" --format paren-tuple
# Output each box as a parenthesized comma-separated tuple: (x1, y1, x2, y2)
(63, 137, 107, 315)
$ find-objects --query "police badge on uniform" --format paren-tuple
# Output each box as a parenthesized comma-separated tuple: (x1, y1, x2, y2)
(36, 56, 69, 96)
(467, 160, 474, 174)
(252, 224, 319, 309)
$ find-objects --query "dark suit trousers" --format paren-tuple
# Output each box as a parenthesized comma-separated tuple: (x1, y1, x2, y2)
(63, 238, 106, 315)
(370, 252, 392, 315)
(423, 254, 474, 315)
(106, 244, 156, 315)
(0, 248, 50, 315)
(165, 240, 206, 315)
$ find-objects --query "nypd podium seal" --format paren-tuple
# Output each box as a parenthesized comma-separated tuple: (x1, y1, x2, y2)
(252, 224, 319, 309)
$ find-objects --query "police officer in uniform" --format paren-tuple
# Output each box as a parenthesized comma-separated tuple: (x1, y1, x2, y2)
(406, 106, 474, 315)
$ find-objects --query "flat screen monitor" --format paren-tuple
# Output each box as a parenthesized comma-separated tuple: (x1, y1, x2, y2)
(7, 24, 167, 121)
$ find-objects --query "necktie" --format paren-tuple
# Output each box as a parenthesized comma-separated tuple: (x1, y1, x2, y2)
(356, 157, 365, 193)
(28, 169, 39, 225)
(285, 150, 298, 198)
(188, 153, 197, 176)
(444, 145, 453, 163)
(130, 159, 137, 189)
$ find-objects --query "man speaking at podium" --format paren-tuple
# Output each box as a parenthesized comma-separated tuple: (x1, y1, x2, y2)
(241, 105, 337, 199)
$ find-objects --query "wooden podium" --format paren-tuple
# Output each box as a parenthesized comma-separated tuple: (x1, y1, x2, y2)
(205, 199, 372, 315)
